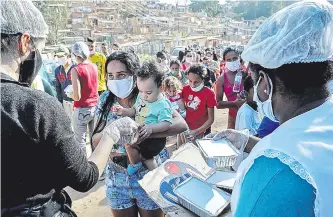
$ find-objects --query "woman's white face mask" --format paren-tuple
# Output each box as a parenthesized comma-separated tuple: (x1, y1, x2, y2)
(107, 76, 134, 98)
(253, 76, 279, 122)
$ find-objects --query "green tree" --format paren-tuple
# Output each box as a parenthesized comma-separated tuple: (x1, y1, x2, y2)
(230, 1, 295, 20)
(33, 0, 70, 45)
(189, 0, 222, 17)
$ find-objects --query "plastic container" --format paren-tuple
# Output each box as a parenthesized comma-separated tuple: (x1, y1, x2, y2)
(233, 70, 242, 93)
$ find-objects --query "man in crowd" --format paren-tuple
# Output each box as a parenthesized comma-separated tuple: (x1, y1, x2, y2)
(87, 37, 107, 95)
(54, 45, 74, 123)
(101, 42, 109, 57)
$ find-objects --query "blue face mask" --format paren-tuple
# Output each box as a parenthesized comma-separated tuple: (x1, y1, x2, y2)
(253, 76, 279, 122)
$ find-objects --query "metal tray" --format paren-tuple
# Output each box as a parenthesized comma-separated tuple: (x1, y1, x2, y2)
(205, 171, 236, 190)
(174, 177, 230, 217)
(196, 139, 240, 170)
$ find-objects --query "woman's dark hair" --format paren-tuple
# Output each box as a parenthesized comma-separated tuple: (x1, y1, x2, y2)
(137, 60, 164, 88)
(223, 47, 239, 61)
(156, 51, 166, 60)
(178, 51, 184, 62)
(243, 75, 254, 92)
(203, 67, 216, 88)
(248, 61, 333, 102)
(186, 64, 205, 80)
(213, 52, 218, 61)
(243, 76, 258, 111)
(92, 51, 140, 137)
(170, 59, 181, 67)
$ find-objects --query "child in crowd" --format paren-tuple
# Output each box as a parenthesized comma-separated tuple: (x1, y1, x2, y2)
(235, 76, 261, 135)
(115, 61, 173, 174)
(182, 64, 217, 140)
(163, 76, 186, 117)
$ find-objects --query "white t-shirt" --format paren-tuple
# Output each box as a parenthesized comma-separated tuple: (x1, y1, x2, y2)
(235, 103, 261, 135)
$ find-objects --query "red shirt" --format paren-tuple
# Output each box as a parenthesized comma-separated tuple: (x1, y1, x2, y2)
(182, 85, 217, 130)
(73, 62, 98, 108)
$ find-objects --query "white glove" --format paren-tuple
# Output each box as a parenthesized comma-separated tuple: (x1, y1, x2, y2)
(204, 129, 249, 153)
(103, 117, 138, 144)
(205, 129, 250, 171)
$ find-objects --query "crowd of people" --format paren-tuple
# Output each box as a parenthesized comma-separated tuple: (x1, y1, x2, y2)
(1, 0, 333, 217)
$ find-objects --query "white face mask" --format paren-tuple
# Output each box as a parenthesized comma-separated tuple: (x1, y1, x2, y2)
(190, 82, 204, 92)
(107, 76, 134, 98)
(226, 59, 240, 72)
(185, 57, 192, 63)
(57, 57, 67, 65)
(253, 76, 279, 122)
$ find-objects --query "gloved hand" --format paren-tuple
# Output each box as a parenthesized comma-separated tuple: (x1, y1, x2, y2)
(204, 129, 249, 153)
(205, 129, 250, 171)
(103, 117, 138, 144)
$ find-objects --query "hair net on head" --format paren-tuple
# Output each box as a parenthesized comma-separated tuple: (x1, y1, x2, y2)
(241, 0, 333, 69)
(72, 42, 90, 59)
(1, 0, 48, 38)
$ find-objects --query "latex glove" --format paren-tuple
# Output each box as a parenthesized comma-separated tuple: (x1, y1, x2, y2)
(103, 117, 138, 144)
(205, 129, 250, 171)
(205, 129, 250, 153)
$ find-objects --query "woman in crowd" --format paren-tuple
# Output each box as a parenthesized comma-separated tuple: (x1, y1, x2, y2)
(182, 50, 193, 71)
(215, 47, 246, 129)
(91, 51, 187, 217)
(168, 60, 188, 85)
(211, 1, 333, 215)
(1, 1, 138, 216)
(205, 50, 220, 76)
(183, 64, 217, 139)
(71, 42, 99, 153)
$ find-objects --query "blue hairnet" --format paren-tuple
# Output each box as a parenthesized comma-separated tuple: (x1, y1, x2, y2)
(242, 0, 333, 69)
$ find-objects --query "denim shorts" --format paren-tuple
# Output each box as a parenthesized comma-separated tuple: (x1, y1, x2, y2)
(105, 164, 159, 210)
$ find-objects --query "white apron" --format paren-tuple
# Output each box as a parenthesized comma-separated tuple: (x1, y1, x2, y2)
(231, 96, 333, 217)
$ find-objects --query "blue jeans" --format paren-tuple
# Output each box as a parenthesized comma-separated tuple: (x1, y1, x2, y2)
(105, 148, 169, 210)
(105, 165, 159, 210)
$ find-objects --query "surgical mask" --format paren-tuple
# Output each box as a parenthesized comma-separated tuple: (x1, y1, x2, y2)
(19, 50, 43, 85)
(190, 82, 204, 92)
(58, 57, 67, 65)
(107, 76, 134, 98)
(185, 57, 192, 63)
(226, 59, 240, 72)
(171, 69, 180, 76)
(253, 76, 279, 122)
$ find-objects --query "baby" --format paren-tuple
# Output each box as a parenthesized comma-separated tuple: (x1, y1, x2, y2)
(163, 76, 186, 118)
(115, 60, 173, 174)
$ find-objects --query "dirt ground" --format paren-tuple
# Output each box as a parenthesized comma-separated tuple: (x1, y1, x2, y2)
(66, 108, 229, 217)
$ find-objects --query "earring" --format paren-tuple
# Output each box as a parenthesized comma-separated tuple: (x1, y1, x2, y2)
(264, 89, 268, 94)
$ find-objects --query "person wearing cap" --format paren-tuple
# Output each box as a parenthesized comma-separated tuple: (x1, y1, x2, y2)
(207, 1, 333, 216)
(87, 37, 107, 95)
(54, 45, 75, 124)
(70, 42, 99, 154)
(1, 1, 138, 216)
(101, 42, 110, 57)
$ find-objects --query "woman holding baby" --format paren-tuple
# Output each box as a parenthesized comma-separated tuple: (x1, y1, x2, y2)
(91, 51, 187, 217)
